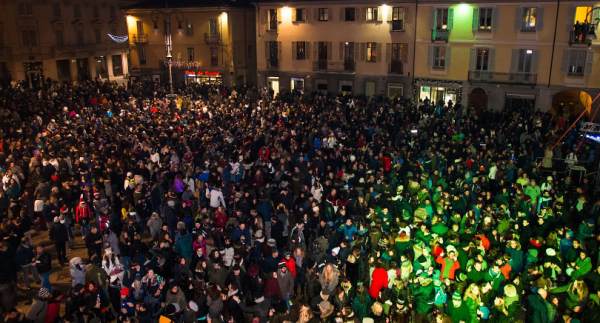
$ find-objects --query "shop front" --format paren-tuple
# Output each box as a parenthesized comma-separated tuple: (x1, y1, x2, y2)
(184, 70, 222, 85)
(415, 79, 463, 106)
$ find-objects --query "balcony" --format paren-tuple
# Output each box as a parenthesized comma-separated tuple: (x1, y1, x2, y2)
(431, 29, 449, 42)
(344, 60, 355, 72)
(569, 23, 596, 46)
(312, 60, 356, 73)
(389, 60, 403, 74)
(266, 58, 279, 69)
(204, 33, 221, 44)
(132, 34, 148, 43)
(391, 20, 404, 32)
(468, 71, 537, 85)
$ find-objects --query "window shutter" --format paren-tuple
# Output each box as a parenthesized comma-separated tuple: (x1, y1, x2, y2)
(432, 8, 438, 30)
(537, 7, 544, 30)
(386, 8, 393, 22)
(515, 8, 523, 31)
(531, 50, 538, 73)
(360, 43, 366, 62)
(472, 8, 479, 32)
(488, 48, 495, 71)
(445, 46, 451, 70)
(340, 8, 345, 21)
(358, 7, 365, 22)
(327, 42, 332, 60)
(448, 8, 454, 30)
(306, 42, 311, 59)
(292, 9, 297, 22)
(339, 42, 344, 60)
(561, 49, 570, 73)
(402, 7, 409, 26)
(566, 6, 575, 30)
(510, 49, 519, 72)
(429, 45, 434, 67)
(469, 48, 477, 70)
(584, 51, 594, 76)
(292, 41, 297, 60)
(261, 9, 268, 26)
(314, 8, 319, 21)
(277, 8, 282, 23)
(313, 42, 318, 60)
(377, 7, 383, 22)
(386, 43, 392, 63)
(265, 41, 270, 60)
(593, 7, 600, 24)
(354, 42, 359, 61)
(304, 8, 310, 23)
(492, 8, 499, 31)
(375, 43, 381, 62)
(278, 41, 282, 61)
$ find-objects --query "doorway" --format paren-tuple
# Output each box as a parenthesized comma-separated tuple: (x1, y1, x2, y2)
(469, 87, 488, 112)
(267, 76, 280, 96)
(23, 62, 43, 89)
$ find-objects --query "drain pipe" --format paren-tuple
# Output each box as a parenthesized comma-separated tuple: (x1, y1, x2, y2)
(411, 0, 418, 94)
(548, 0, 560, 88)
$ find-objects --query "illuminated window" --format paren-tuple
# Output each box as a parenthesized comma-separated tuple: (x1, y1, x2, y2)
(477, 8, 493, 31)
(432, 46, 446, 69)
(391, 7, 405, 31)
(295, 8, 305, 22)
(318, 8, 329, 21)
(521, 7, 537, 32)
(366, 7, 378, 22)
(366, 42, 377, 62)
(345, 8, 356, 21)
(567, 49, 586, 76)
(475, 48, 490, 71)
(435, 8, 449, 30)
(573, 6, 592, 24)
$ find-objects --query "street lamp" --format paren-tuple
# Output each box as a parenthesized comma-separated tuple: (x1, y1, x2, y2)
(151, 5, 182, 94)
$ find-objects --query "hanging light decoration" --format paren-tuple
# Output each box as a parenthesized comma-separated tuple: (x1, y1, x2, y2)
(107, 33, 129, 43)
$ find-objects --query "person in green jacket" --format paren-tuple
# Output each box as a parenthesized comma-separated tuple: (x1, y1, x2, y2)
(550, 279, 589, 312)
(570, 251, 592, 281)
(410, 276, 434, 321)
(447, 291, 472, 323)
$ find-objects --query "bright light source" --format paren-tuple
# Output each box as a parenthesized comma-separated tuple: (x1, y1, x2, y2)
(281, 6, 292, 22)
(526, 49, 533, 54)
(411, 129, 418, 134)
(220, 11, 228, 25)
(345, 42, 349, 45)
(126, 15, 137, 31)
(381, 4, 390, 19)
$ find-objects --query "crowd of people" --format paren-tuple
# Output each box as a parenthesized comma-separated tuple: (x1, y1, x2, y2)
(0, 79, 598, 323)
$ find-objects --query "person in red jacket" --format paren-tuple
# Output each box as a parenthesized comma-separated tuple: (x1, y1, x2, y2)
(214, 206, 228, 229)
(369, 260, 388, 299)
(436, 245, 461, 280)
(75, 197, 92, 236)
(282, 251, 297, 278)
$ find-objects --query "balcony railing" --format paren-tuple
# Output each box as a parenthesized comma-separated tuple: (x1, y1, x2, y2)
(431, 29, 449, 42)
(391, 20, 404, 31)
(344, 59, 355, 72)
(267, 58, 279, 69)
(132, 34, 148, 43)
(569, 23, 596, 46)
(312, 60, 356, 73)
(389, 60, 403, 74)
(204, 33, 221, 44)
(468, 71, 537, 85)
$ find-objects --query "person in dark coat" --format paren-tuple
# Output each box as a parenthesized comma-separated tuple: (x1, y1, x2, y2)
(49, 216, 69, 265)
(34, 245, 52, 291)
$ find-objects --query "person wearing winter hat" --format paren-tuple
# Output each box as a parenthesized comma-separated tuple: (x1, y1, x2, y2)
(26, 288, 50, 323)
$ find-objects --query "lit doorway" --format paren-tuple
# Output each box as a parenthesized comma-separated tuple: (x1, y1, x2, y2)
(267, 76, 280, 96)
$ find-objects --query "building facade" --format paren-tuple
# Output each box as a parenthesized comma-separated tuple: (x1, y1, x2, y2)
(256, 1, 416, 97)
(415, 0, 600, 111)
(257, 0, 600, 111)
(124, 0, 256, 87)
(0, 0, 130, 87)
